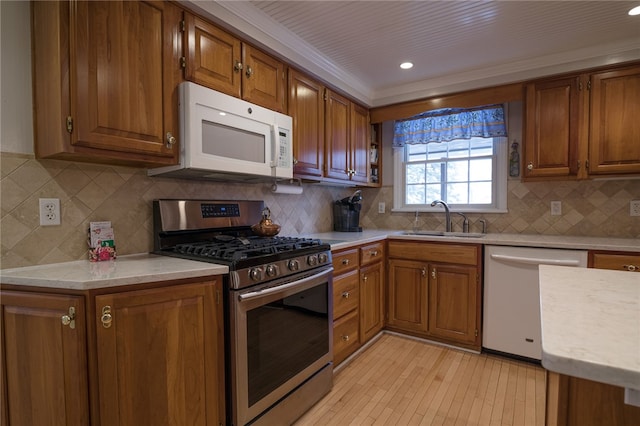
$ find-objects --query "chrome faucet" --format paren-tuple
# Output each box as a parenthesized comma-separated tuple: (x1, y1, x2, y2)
(430, 199, 451, 232)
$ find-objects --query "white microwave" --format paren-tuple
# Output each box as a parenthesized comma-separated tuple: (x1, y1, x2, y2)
(148, 82, 293, 182)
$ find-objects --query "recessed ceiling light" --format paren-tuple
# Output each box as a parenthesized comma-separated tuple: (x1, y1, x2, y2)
(400, 62, 414, 70)
(629, 5, 640, 15)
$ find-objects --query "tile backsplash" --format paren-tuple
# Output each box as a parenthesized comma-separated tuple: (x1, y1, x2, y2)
(1, 152, 639, 269)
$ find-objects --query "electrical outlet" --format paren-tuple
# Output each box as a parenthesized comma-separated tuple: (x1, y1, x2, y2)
(550, 201, 562, 216)
(631, 200, 640, 217)
(378, 202, 386, 214)
(39, 198, 61, 226)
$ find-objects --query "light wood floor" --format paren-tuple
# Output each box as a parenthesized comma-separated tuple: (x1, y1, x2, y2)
(295, 333, 546, 426)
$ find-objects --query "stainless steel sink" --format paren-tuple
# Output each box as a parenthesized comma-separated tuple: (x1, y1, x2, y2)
(402, 231, 485, 238)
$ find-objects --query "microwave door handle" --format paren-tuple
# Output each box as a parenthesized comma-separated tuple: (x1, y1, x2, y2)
(270, 124, 278, 168)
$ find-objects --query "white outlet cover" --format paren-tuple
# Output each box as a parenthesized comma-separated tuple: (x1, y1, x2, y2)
(550, 201, 562, 216)
(39, 198, 61, 226)
(631, 200, 640, 217)
(378, 202, 386, 214)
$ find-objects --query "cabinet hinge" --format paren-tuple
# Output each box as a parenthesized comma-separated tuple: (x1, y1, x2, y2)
(585, 159, 590, 170)
(323, 89, 328, 102)
(180, 19, 185, 32)
(180, 57, 186, 69)
(216, 289, 220, 305)
(587, 79, 591, 91)
(577, 76, 582, 91)
(476, 273, 479, 284)
(475, 329, 478, 337)
(66, 116, 73, 133)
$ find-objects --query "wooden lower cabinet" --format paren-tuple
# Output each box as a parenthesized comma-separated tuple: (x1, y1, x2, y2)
(1, 292, 89, 426)
(547, 372, 640, 426)
(387, 259, 429, 334)
(387, 241, 482, 350)
(1, 279, 224, 426)
(589, 250, 640, 272)
(331, 241, 385, 366)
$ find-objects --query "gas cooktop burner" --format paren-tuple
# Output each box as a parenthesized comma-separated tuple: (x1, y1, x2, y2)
(171, 236, 327, 262)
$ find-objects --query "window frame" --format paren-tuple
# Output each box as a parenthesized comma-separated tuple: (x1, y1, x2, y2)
(392, 136, 508, 213)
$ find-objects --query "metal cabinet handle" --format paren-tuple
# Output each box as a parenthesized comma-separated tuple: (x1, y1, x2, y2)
(101, 306, 113, 328)
(342, 335, 350, 342)
(234, 61, 243, 72)
(61, 307, 76, 329)
(370, 250, 378, 257)
(623, 264, 638, 272)
(245, 65, 253, 78)
(342, 259, 350, 265)
(166, 132, 176, 148)
(341, 291, 350, 299)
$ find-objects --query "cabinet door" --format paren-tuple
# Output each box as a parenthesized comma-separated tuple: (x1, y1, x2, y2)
(524, 76, 582, 178)
(289, 69, 325, 178)
(428, 263, 479, 345)
(242, 44, 287, 112)
(350, 102, 371, 184)
(72, 1, 180, 161)
(588, 65, 640, 175)
(387, 259, 428, 334)
(325, 90, 351, 181)
(1, 291, 89, 426)
(95, 281, 224, 426)
(360, 262, 385, 343)
(184, 12, 242, 98)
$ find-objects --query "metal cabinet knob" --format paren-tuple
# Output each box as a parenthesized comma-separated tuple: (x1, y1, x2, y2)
(342, 291, 350, 299)
(370, 250, 378, 257)
(624, 264, 638, 272)
(527, 162, 533, 171)
(101, 306, 113, 328)
(342, 335, 350, 342)
(166, 132, 176, 148)
(245, 66, 253, 78)
(234, 61, 243, 72)
(61, 306, 76, 329)
(342, 259, 350, 265)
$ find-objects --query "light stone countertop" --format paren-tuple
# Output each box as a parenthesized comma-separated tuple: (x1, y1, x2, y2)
(0, 253, 228, 291)
(305, 230, 640, 252)
(539, 265, 640, 390)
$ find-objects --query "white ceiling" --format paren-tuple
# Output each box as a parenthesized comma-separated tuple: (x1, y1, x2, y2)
(186, 1, 640, 107)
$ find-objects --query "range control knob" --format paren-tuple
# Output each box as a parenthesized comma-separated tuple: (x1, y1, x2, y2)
(307, 255, 318, 266)
(288, 259, 300, 272)
(265, 264, 278, 277)
(318, 253, 329, 264)
(249, 267, 263, 281)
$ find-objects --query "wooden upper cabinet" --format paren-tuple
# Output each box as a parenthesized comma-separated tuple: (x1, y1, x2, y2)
(325, 90, 371, 183)
(184, 12, 286, 112)
(184, 13, 242, 97)
(523, 62, 640, 180)
(350, 102, 371, 184)
(325, 90, 352, 180)
(288, 69, 325, 178)
(524, 76, 582, 178)
(32, 1, 182, 167)
(588, 65, 640, 175)
(1, 291, 89, 426)
(242, 44, 287, 112)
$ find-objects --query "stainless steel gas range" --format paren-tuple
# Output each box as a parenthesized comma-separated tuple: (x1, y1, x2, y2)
(153, 199, 334, 426)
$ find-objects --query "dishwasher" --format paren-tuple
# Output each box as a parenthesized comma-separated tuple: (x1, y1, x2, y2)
(483, 245, 588, 361)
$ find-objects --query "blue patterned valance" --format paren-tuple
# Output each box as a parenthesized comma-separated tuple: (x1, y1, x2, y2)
(393, 104, 507, 147)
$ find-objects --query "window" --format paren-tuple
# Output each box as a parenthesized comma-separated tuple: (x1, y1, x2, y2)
(393, 136, 508, 212)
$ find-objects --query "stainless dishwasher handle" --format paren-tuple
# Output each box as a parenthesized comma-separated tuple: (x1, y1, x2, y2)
(238, 269, 331, 301)
(489, 254, 582, 267)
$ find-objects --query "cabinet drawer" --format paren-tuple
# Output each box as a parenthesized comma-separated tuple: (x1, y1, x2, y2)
(333, 309, 359, 365)
(360, 242, 385, 266)
(332, 248, 359, 274)
(333, 269, 359, 319)
(388, 241, 479, 265)
(590, 251, 640, 272)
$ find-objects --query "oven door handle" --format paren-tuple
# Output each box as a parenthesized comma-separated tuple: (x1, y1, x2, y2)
(238, 269, 332, 301)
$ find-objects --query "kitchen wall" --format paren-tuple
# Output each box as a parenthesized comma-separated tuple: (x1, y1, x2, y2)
(1, 1, 638, 270)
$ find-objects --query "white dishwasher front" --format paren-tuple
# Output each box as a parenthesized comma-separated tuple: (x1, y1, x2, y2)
(483, 245, 588, 360)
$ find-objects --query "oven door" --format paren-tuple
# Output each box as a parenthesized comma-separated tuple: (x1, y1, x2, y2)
(229, 266, 333, 426)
